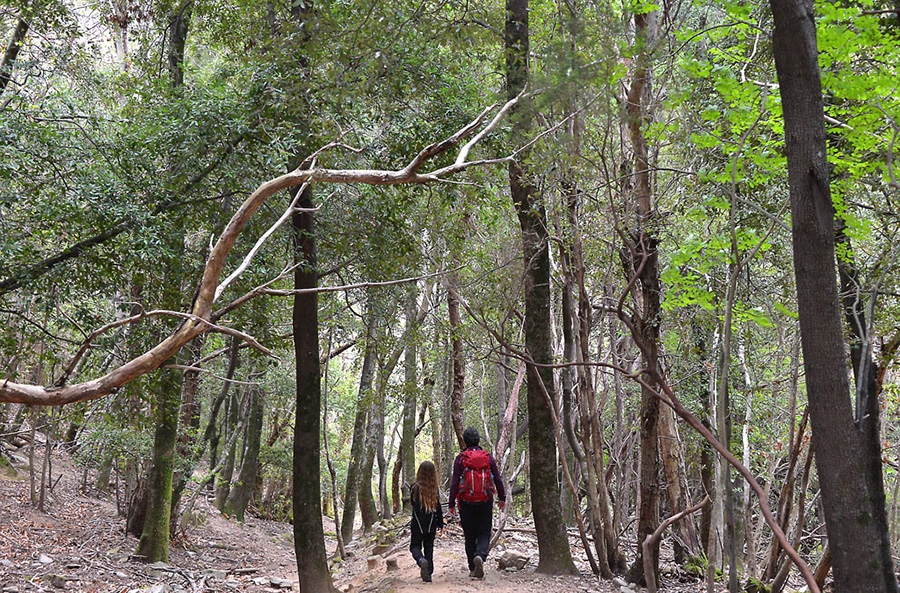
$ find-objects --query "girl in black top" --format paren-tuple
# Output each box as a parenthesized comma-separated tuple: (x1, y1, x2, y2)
(410, 460, 444, 582)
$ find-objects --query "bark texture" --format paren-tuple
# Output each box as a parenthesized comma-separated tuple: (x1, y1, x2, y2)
(340, 310, 376, 542)
(291, 183, 337, 592)
(505, 0, 577, 574)
(134, 369, 180, 562)
(770, 0, 896, 590)
(0, 16, 28, 95)
(623, 8, 662, 587)
(224, 381, 264, 522)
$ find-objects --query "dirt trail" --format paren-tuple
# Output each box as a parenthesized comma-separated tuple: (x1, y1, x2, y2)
(0, 450, 709, 592)
(333, 524, 618, 593)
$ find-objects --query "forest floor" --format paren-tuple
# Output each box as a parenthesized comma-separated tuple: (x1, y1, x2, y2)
(0, 449, 795, 593)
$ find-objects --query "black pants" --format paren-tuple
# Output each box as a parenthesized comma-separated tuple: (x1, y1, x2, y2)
(409, 528, 436, 574)
(459, 500, 492, 570)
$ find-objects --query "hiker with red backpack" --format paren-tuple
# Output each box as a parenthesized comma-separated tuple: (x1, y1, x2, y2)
(448, 427, 507, 579)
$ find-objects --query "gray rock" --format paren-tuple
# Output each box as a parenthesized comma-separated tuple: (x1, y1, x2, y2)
(201, 569, 227, 580)
(497, 550, 529, 571)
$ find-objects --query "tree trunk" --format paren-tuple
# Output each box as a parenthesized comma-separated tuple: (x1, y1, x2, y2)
(440, 354, 455, 487)
(109, 0, 130, 70)
(134, 368, 180, 562)
(0, 16, 29, 95)
(505, 0, 577, 574)
(340, 309, 376, 543)
(446, 279, 466, 448)
(658, 403, 700, 562)
(835, 218, 896, 592)
(374, 384, 390, 520)
(167, 1, 191, 87)
(399, 289, 418, 510)
(770, 0, 896, 589)
(205, 338, 240, 473)
(291, 181, 338, 592)
(170, 336, 205, 534)
(358, 399, 380, 531)
(623, 7, 663, 586)
(224, 379, 264, 522)
(214, 385, 241, 510)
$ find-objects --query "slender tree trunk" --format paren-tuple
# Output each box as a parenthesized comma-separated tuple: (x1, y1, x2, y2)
(170, 336, 205, 534)
(658, 403, 700, 562)
(341, 309, 376, 543)
(446, 279, 466, 448)
(440, 355, 455, 487)
(717, 266, 738, 592)
(400, 289, 418, 510)
(770, 0, 896, 589)
(224, 380, 264, 522)
(214, 385, 240, 510)
(608, 288, 629, 540)
(505, 0, 577, 574)
(623, 7, 663, 586)
(374, 385, 390, 520)
(206, 338, 240, 473)
(358, 397, 379, 530)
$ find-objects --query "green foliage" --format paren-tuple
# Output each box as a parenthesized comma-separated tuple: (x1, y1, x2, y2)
(73, 425, 152, 470)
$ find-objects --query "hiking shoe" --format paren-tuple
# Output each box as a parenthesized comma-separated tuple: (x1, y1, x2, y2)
(473, 555, 484, 578)
(419, 558, 431, 582)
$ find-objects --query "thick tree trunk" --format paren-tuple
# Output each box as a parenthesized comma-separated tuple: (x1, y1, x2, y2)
(134, 369, 180, 562)
(505, 0, 577, 574)
(0, 16, 28, 95)
(291, 183, 338, 592)
(167, 1, 192, 87)
(770, 0, 897, 590)
(835, 220, 896, 591)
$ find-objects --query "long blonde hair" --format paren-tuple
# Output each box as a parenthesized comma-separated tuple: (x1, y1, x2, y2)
(415, 461, 439, 513)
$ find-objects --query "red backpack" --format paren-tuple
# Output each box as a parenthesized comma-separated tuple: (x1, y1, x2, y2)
(459, 449, 494, 503)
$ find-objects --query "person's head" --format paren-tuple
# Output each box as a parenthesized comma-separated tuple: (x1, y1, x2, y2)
(416, 460, 437, 484)
(415, 460, 439, 512)
(463, 427, 480, 448)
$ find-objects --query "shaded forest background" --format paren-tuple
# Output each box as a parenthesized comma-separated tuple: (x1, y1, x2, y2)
(2, 0, 900, 591)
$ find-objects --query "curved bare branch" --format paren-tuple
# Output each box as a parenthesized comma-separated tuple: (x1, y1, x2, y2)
(0, 95, 522, 406)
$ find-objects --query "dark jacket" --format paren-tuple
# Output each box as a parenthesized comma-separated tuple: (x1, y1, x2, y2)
(410, 483, 444, 534)
(448, 446, 507, 509)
